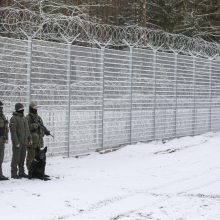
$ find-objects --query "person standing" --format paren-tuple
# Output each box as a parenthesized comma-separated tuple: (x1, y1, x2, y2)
(26, 101, 50, 171)
(0, 101, 9, 181)
(10, 103, 32, 179)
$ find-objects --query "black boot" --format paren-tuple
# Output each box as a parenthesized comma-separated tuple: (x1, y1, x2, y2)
(0, 174, 9, 181)
(19, 173, 28, 178)
(11, 175, 21, 179)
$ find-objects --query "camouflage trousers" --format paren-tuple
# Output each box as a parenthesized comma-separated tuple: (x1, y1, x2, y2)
(11, 144, 27, 176)
(0, 137, 5, 175)
(26, 138, 44, 170)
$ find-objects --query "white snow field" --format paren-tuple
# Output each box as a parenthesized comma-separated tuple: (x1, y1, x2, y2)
(1, 132, 220, 220)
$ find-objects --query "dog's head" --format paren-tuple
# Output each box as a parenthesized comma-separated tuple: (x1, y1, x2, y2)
(35, 147, 47, 162)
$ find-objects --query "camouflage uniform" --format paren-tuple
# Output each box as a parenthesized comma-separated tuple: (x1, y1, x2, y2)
(10, 103, 32, 178)
(26, 101, 50, 170)
(0, 101, 9, 180)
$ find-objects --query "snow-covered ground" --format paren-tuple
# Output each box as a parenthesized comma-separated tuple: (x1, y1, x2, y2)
(1, 132, 220, 220)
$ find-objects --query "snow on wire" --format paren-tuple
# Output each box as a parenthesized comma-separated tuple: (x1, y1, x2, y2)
(0, 0, 219, 58)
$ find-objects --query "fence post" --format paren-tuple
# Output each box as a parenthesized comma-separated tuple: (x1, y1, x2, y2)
(27, 36, 32, 106)
(153, 50, 157, 140)
(101, 47, 105, 149)
(60, 34, 80, 157)
(192, 56, 196, 136)
(67, 42, 71, 157)
(129, 46, 133, 144)
(209, 58, 212, 131)
(122, 40, 134, 144)
(174, 53, 178, 137)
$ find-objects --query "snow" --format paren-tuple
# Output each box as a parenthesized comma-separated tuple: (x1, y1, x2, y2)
(1, 132, 220, 220)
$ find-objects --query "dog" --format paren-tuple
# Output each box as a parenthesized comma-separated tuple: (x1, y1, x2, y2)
(28, 147, 50, 181)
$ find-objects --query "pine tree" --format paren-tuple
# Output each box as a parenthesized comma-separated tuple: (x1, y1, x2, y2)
(1, 0, 219, 42)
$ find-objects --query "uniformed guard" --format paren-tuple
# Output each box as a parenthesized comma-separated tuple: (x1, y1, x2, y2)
(0, 101, 9, 181)
(10, 103, 32, 179)
(26, 101, 50, 171)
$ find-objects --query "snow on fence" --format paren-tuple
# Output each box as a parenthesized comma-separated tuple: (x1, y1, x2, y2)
(0, 36, 220, 160)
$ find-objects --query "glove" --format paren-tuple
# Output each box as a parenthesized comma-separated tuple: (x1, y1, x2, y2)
(44, 130, 50, 136)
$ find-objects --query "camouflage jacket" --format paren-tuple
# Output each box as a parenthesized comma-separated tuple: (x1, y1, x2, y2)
(26, 113, 49, 145)
(10, 112, 31, 146)
(0, 112, 9, 141)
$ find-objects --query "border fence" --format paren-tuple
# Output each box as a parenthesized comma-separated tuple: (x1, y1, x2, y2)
(0, 36, 220, 160)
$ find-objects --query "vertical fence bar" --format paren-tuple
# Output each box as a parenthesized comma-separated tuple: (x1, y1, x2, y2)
(153, 50, 157, 140)
(129, 46, 133, 144)
(67, 42, 72, 157)
(174, 53, 178, 137)
(27, 36, 32, 106)
(192, 56, 196, 136)
(101, 47, 105, 149)
(209, 58, 212, 131)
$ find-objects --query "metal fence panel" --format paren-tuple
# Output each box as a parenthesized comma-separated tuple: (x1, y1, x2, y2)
(103, 48, 131, 148)
(69, 45, 103, 154)
(176, 54, 194, 137)
(211, 60, 220, 132)
(0, 36, 29, 160)
(155, 51, 176, 139)
(1, 36, 220, 161)
(31, 39, 69, 156)
(132, 48, 154, 142)
(194, 57, 210, 135)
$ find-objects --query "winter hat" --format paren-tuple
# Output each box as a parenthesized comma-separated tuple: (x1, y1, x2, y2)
(0, 101, 3, 107)
(15, 103, 24, 111)
(29, 101, 39, 109)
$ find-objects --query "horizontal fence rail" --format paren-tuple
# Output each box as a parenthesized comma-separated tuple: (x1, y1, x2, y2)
(0, 36, 220, 160)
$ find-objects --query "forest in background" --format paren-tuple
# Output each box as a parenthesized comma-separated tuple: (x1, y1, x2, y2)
(0, 0, 219, 42)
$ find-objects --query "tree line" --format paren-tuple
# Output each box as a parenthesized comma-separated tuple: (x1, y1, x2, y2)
(0, 0, 219, 42)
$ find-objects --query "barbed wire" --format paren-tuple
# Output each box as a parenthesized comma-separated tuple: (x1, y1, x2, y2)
(0, 0, 219, 58)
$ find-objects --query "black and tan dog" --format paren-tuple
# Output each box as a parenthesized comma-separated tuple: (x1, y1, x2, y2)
(28, 147, 50, 181)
